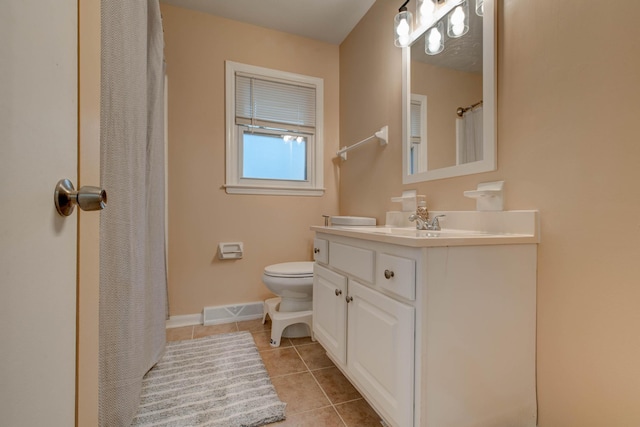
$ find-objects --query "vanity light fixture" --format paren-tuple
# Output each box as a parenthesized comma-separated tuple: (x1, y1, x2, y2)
(394, 0, 414, 47)
(448, 0, 469, 38)
(395, 0, 477, 53)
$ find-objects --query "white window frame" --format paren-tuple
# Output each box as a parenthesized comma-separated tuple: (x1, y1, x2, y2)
(410, 93, 427, 174)
(225, 61, 324, 196)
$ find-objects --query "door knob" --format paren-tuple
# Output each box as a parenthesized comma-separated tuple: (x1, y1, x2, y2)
(54, 178, 107, 216)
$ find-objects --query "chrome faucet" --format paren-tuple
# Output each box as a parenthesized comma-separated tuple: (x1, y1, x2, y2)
(409, 214, 446, 231)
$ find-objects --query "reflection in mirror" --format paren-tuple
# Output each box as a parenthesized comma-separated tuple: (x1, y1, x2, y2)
(402, 0, 496, 183)
(413, 8, 482, 171)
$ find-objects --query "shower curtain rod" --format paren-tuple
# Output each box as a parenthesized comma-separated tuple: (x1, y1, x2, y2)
(457, 100, 483, 117)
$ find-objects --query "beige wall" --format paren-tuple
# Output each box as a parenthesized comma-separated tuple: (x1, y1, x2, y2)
(339, 0, 405, 217)
(340, 0, 640, 425)
(161, 5, 340, 315)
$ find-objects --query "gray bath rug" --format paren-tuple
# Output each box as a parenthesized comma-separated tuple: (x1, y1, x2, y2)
(131, 331, 286, 426)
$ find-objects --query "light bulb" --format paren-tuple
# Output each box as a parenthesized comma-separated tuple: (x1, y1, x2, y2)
(447, 2, 469, 38)
(428, 27, 442, 44)
(451, 6, 465, 26)
(394, 9, 413, 48)
(427, 29, 442, 52)
(425, 22, 444, 55)
(419, 0, 435, 26)
(396, 18, 410, 37)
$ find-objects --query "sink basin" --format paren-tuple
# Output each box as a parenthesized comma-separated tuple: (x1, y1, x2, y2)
(337, 226, 491, 238)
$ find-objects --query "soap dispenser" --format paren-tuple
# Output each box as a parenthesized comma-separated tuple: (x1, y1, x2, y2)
(417, 196, 428, 222)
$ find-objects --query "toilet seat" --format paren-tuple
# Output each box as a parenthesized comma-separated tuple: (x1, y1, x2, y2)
(263, 261, 314, 278)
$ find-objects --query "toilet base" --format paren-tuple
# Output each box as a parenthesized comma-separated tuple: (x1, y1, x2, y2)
(262, 297, 314, 347)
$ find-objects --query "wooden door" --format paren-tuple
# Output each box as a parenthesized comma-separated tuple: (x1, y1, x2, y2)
(0, 1, 79, 425)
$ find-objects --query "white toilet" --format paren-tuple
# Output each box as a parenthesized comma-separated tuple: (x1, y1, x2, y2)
(261, 261, 314, 347)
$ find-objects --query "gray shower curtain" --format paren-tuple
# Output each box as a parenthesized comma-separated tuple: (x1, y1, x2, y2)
(99, 1, 167, 425)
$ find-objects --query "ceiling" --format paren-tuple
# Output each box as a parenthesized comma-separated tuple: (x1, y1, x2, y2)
(160, 0, 377, 45)
(411, 8, 483, 74)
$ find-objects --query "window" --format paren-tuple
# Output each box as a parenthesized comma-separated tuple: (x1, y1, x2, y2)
(225, 61, 324, 196)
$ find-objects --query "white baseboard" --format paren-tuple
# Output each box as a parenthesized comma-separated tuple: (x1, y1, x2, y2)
(203, 301, 264, 326)
(165, 313, 202, 329)
(166, 301, 265, 329)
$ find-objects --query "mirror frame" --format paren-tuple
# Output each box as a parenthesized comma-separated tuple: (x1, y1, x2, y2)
(402, 0, 496, 183)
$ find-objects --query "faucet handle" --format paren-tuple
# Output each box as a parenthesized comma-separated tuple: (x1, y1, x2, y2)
(431, 214, 446, 230)
(408, 213, 427, 230)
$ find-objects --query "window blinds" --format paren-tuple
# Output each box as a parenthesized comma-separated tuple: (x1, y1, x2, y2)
(235, 73, 316, 133)
(410, 101, 422, 142)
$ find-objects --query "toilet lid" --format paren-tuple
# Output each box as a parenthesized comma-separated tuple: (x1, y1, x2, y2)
(264, 261, 314, 278)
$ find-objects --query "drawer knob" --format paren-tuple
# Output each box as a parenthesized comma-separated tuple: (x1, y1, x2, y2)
(314, 248, 320, 253)
(384, 269, 395, 279)
(335, 289, 342, 296)
(346, 296, 353, 303)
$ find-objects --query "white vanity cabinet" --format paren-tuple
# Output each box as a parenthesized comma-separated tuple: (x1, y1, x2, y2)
(313, 237, 417, 427)
(312, 225, 538, 427)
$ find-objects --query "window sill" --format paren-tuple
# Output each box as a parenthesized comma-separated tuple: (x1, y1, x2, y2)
(224, 184, 325, 197)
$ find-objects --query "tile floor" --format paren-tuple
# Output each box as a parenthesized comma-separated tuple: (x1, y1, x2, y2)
(166, 319, 384, 427)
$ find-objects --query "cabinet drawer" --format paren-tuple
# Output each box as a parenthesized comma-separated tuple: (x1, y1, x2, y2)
(329, 242, 374, 283)
(376, 253, 416, 300)
(313, 238, 328, 264)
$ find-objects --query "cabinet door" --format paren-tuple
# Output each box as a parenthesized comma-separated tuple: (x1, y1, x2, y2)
(347, 280, 415, 427)
(313, 264, 347, 365)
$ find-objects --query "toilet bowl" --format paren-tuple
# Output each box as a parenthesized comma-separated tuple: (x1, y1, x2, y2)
(261, 261, 314, 347)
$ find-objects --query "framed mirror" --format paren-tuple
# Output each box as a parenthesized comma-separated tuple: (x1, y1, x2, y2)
(402, 0, 496, 183)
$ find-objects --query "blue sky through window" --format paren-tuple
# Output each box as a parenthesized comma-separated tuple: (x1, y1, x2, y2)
(242, 132, 307, 181)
